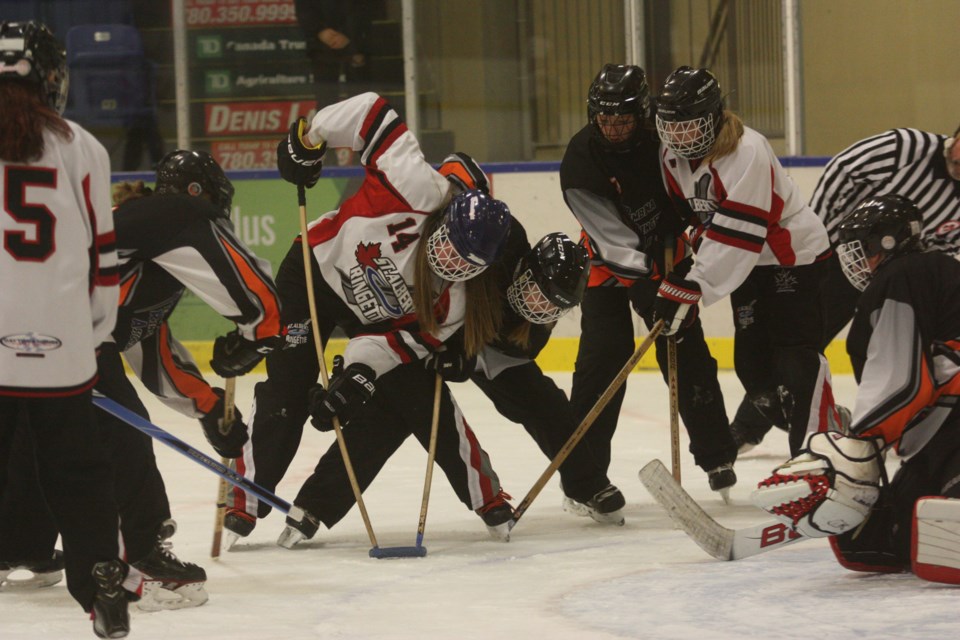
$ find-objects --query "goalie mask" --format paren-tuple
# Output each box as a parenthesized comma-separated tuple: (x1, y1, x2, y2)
(155, 150, 235, 219)
(0, 21, 69, 114)
(507, 233, 589, 324)
(587, 63, 651, 151)
(655, 66, 724, 160)
(427, 190, 511, 282)
(836, 195, 923, 291)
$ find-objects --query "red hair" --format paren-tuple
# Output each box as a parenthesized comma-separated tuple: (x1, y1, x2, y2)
(0, 81, 72, 162)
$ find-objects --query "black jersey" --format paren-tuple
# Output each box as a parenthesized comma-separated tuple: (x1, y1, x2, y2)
(560, 124, 683, 286)
(113, 193, 281, 417)
(847, 250, 960, 457)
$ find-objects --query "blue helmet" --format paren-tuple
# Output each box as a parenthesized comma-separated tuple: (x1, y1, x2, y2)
(427, 190, 511, 281)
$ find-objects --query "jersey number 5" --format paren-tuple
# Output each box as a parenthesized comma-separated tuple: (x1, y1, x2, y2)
(3, 166, 57, 262)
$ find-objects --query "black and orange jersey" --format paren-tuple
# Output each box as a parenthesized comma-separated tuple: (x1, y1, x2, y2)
(112, 192, 281, 417)
(560, 124, 683, 288)
(847, 250, 960, 457)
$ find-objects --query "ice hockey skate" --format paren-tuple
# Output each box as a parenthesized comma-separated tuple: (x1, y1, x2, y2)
(0, 550, 64, 591)
(223, 508, 257, 551)
(277, 505, 320, 549)
(90, 560, 131, 639)
(476, 490, 516, 541)
(133, 530, 208, 612)
(562, 484, 626, 526)
(706, 463, 737, 503)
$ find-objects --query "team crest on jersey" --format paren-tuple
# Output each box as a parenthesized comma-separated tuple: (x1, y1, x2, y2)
(1, 332, 62, 353)
(773, 269, 799, 294)
(735, 300, 756, 329)
(687, 173, 716, 221)
(342, 242, 414, 322)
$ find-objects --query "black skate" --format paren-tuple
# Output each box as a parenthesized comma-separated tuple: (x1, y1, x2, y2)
(223, 508, 257, 551)
(91, 560, 131, 639)
(476, 491, 516, 541)
(0, 550, 64, 590)
(133, 534, 207, 611)
(277, 505, 320, 549)
(562, 484, 626, 526)
(707, 463, 737, 503)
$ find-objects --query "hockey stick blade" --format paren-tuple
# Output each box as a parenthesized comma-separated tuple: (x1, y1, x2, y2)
(368, 545, 427, 559)
(639, 459, 806, 560)
(93, 394, 291, 515)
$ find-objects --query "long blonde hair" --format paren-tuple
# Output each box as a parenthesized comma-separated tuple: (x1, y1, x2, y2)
(414, 210, 503, 356)
(703, 110, 744, 164)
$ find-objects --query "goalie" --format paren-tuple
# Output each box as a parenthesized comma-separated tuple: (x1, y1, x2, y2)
(752, 194, 960, 585)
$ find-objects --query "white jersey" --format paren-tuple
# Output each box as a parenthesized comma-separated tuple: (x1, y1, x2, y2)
(660, 126, 830, 306)
(302, 92, 457, 378)
(0, 121, 118, 396)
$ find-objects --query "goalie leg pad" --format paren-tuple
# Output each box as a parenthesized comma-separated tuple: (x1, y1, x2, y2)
(912, 496, 960, 585)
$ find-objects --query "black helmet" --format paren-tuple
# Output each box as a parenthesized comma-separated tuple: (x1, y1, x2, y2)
(0, 21, 69, 114)
(507, 233, 589, 324)
(655, 66, 724, 159)
(155, 150, 235, 219)
(836, 195, 923, 291)
(587, 63, 651, 150)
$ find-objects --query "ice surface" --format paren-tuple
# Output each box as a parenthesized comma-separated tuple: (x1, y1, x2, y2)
(2, 372, 954, 639)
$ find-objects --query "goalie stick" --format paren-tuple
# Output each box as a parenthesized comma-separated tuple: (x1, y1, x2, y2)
(93, 393, 291, 515)
(638, 459, 806, 560)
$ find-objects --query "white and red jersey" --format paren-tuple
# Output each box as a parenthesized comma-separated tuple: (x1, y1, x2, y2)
(0, 121, 118, 396)
(301, 92, 457, 377)
(660, 126, 830, 306)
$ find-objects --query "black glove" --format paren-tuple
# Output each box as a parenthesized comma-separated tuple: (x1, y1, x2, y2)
(210, 330, 282, 377)
(199, 387, 248, 458)
(307, 356, 377, 431)
(426, 346, 477, 383)
(276, 117, 326, 188)
(626, 277, 660, 316)
(653, 272, 702, 336)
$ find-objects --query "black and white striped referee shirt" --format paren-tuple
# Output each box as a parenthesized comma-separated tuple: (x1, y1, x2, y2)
(810, 128, 960, 255)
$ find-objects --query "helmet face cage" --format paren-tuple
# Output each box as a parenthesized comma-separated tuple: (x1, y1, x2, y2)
(426, 222, 488, 282)
(587, 64, 651, 149)
(655, 66, 724, 159)
(836, 195, 923, 290)
(154, 150, 235, 218)
(655, 112, 718, 159)
(507, 268, 566, 324)
(0, 21, 69, 114)
(836, 240, 872, 292)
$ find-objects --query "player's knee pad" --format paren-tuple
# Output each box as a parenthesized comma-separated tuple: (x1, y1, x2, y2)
(912, 496, 960, 584)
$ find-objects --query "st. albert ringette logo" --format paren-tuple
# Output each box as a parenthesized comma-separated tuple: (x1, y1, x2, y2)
(341, 242, 413, 322)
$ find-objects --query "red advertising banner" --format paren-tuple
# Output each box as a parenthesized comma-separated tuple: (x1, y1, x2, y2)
(185, 0, 297, 28)
(203, 100, 317, 136)
(211, 140, 280, 170)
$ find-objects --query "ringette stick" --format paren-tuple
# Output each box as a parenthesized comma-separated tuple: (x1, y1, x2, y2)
(664, 238, 682, 483)
(210, 377, 236, 558)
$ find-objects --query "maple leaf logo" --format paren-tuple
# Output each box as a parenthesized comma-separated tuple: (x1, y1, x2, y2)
(355, 242, 382, 270)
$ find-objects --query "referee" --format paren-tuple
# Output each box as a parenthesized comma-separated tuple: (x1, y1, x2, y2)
(814, 125, 960, 345)
(731, 124, 960, 452)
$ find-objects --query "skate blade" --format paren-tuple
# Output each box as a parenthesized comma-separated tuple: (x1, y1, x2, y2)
(137, 581, 208, 611)
(224, 532, 243, 552)
(486, 520, 514, 542)
(718, 487, 733, 505)
(561, 496, 591, 518)
(277, 525, 308, 549)
(588, 509, 626, 526)
(0, 569, 63, 591)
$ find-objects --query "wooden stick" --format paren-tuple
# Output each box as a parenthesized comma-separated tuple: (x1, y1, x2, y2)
(512, 320, 664, 524)
(210, 376, 235, 558)
(664, 239, 682, 483)
(415, 373, 443, 548)
(297, 184, 380, 550)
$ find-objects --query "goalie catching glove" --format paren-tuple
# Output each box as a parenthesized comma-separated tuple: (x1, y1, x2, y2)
(199, 387, 248, 458)
(751, 431, 884, 538)
(210, 330, 282, 377)
(308, 356, 377, 431)
(277, 117, 326, 188)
